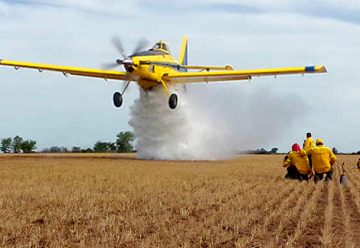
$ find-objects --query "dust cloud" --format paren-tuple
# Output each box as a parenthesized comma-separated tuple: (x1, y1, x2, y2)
(129, 84, 304, 160)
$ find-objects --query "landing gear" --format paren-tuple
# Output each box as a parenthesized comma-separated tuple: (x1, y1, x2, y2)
(168, 94, 178, 109)
(113, 92, 123, 108)
(113, 81, 131, 108)
(158, 80, 178, 109)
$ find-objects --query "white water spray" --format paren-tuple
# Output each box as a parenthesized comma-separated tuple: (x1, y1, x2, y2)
(129, 84, 305, 160)
(129, 86, 233, 160)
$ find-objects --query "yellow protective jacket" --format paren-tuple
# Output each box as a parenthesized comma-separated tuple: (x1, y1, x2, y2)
(304, 137, 315, 152)
(284, 150, 311, 175)
(308, 145, 336, 173)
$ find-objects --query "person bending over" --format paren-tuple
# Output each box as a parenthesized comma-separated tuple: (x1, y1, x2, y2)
(307, 138, 336, 183)
(283, 143, 312, 181)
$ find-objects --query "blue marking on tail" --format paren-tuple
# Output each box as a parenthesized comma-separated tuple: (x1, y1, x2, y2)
(305, 66, 315, 72)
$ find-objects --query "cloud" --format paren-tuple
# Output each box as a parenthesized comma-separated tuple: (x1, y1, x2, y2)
(0, 0, 136, 17)
(138, 0, 360, 25)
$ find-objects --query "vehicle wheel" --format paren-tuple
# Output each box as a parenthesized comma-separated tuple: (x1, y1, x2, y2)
(113, 92, 123, 108)
(168, 94, 178, 109)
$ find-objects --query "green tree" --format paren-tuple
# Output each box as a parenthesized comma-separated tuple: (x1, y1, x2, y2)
(255, 148, 269, 154)
(1, 137, 13, 153)
(81, 148, 93, 153)
(94, 142, 116, 153)
(116, 131, 135, 153)
(12, 136, 24, 153)
(20, 140, 37, 153)
(270, 148, 279, 154)
(71, 146, 81, 153)
(42, 146, 68, 153)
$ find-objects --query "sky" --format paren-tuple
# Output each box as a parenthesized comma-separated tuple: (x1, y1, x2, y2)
(0, 0, 359, 153)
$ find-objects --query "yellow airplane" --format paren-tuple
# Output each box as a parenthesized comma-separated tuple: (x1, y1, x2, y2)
(0, 36, 326, 109)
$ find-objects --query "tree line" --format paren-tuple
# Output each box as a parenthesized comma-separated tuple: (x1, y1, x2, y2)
(239, 148, 279, 154)
(0, 131, 135, 153)
(2, 134, 360, 155)
(0, 136, 37, 153)
(239, 147, 360, 155)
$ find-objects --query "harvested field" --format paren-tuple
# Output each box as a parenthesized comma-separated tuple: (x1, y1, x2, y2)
(0, 154, 359, 247)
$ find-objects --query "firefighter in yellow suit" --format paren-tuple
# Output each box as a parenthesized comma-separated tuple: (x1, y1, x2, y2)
(307, 138, 336, 183)
(304, 132, 315, 168)
(283, 143, 312, 181)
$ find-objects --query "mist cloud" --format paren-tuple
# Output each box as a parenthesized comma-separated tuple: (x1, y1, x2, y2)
(129, 84, 306, 160)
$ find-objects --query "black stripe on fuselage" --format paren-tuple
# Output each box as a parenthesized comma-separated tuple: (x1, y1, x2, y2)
(139, 61, 186, 72)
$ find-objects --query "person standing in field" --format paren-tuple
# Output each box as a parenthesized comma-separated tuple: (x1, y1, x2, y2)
(304, 132, 315, 168)
(283, 143, 312, 181)
(357, 158, 360, 169)
(307, 138, 336, 183)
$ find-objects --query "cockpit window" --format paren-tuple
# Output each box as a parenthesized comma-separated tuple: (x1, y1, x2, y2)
(162, 43, 169, 51)
(151, 41, 170, 53)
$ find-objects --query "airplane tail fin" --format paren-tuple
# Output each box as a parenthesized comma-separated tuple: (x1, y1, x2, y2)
(178, 36, 188, 70)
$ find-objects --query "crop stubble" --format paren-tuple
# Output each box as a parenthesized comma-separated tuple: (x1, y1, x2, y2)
(0, 154, 359, 247)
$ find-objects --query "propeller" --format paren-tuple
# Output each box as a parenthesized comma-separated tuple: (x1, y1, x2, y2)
(101, 36, 150, 94)
(132, 36, 150, 55)
(101, 35, 150, 70)
(101, 62, 120, 70)
(101, 36, 127, 70)
(111, 36, 127, 59)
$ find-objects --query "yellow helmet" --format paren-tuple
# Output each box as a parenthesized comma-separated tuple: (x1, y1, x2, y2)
(316, 138, 324, 145)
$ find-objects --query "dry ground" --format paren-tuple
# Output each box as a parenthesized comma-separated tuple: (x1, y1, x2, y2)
(0, 154, 359, 247)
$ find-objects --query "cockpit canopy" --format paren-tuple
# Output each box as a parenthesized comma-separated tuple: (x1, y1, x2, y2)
(151, 41, 170, 53)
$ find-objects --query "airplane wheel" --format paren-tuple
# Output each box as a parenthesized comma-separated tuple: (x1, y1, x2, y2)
(113, 92, 123, 108)
(168, 94, 178, 109)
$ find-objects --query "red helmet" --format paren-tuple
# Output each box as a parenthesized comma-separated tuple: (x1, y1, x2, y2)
(292, 143, 301, 152)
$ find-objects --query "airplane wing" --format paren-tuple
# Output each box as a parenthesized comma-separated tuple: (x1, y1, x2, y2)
(0, 59, 128, 80)
(162, 65, 327, 84)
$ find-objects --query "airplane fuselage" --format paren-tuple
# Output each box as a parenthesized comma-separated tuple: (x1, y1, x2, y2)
(129, 51, 182, 90)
